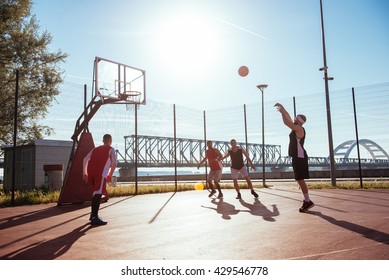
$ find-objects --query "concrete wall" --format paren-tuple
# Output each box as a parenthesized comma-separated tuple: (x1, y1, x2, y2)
(35, 140, 73, 189)
(2, 140, 73, 190)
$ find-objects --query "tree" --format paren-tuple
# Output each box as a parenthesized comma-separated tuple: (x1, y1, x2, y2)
(0, 0, 68, 151)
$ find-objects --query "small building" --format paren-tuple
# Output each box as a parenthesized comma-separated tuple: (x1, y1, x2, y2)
(2, 139, 73, 190)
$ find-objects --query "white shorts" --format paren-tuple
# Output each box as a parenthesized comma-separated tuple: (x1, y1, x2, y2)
(230, 166, 249, 180)
(208, 169, 222, 182)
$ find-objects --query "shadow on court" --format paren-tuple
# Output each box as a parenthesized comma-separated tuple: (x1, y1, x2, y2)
(149, 192, 176, 223)
(0, 186, 388, 260)
(0, 204, 90, 231)
(201, 198, 240, 220)
(309, 210, 389, 245)
(239, 198, 279, 222)
(1, 223, 92, 260)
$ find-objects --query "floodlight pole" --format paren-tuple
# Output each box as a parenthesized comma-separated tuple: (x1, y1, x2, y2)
(319, 0, 336, 186)
(257, 84, 268, 187)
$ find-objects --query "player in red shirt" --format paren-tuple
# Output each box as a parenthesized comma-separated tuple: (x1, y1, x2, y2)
(198, 141, 224, 198)
(83, 134, 117, 226)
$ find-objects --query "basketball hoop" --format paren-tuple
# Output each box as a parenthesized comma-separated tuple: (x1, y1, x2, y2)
(120, 91, 142, 112)
(118, 91, 142, 102)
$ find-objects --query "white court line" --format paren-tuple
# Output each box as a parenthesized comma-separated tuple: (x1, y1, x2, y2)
(288, 241, 389, 260)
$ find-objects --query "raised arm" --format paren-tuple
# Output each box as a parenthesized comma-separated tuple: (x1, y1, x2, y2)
(274, 103, 304, 137)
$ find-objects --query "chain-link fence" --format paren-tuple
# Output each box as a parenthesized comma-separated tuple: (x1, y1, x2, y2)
(1, 81, 389, 182)
(51, 81, 389, 166)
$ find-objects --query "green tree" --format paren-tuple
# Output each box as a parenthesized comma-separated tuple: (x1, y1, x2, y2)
(0, 0, 68, 151)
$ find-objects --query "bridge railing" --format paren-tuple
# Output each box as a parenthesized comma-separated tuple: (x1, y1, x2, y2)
(123, 135, 282, 167)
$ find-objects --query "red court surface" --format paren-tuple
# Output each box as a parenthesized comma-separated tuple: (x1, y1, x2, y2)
(0, 183, 388, 260)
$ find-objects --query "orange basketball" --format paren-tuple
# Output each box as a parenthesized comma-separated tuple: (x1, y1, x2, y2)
(238, 65, 249, 77)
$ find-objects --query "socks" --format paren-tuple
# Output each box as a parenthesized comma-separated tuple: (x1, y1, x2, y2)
(91, 194, 102, 219)
(303, 192, 311, 202)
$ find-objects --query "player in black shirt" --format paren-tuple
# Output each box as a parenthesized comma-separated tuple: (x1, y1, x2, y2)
(222, 139, 258, 199)
(274, 103, 314, 213)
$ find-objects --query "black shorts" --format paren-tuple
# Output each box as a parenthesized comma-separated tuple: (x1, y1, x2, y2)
(292, 157, 309, 180)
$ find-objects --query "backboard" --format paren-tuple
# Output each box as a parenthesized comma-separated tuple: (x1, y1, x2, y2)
(94, 57, 146, 105)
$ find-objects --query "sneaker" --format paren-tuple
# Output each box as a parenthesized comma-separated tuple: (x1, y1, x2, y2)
(91, 216, 108, 226)
(217, 192, 223, 198)
(208, 189, 216, 197)
(236, 193, 242, 199)
(251, 189, 259, 198)
(299, 200, 314, 213)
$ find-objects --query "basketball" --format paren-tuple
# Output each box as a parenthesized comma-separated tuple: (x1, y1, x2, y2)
(194, 182, 205, 190)
(238, 65, 249, 77)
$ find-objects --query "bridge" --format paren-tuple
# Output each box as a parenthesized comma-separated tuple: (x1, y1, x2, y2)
(122, 135, 281, 168)
(1, 137, 388, 172)
(118, 135, 389, 170)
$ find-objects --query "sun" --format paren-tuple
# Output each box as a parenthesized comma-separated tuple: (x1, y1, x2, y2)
(155, 11, 221, 79)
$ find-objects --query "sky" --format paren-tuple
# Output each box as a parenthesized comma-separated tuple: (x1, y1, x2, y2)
(22, 0, 389, 165)
(32, 0, 389, 110)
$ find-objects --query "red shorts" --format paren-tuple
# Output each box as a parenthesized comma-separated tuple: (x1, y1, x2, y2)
(88, 174, 107, 195)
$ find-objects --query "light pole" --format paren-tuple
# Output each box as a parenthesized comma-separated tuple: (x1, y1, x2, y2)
(257, 84, 268, 187)
(319, 0, 336, 186)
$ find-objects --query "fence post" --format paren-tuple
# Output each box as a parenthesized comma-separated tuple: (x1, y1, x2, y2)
(11, 69, 19, 206)
(244, 104, 249, 173)
(203, 110, 208, 185)
(135, 104, 138, 194)
(173, 104, 177, 191)
(352, 87, 363, 188)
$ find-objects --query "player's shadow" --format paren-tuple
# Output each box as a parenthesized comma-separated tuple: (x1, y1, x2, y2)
(239, 198, 279, 222)
(0, 204, 90, 231)
(1, 223, 92, 259)
(201, 198, 240, 220)
(309, 211, 389, 245)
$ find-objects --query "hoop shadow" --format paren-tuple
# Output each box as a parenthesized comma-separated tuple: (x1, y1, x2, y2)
(308, 210, 389, 245)
(201, 198, 240, 220)
(239, 198, 279, 222)
(1, 223, 92, 259)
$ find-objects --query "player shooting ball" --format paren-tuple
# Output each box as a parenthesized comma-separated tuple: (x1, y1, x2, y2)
(274, 103, 314, 212)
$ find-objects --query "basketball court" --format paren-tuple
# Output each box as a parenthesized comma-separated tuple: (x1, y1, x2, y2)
(2, 57, 387, 261)
(1, 182, 388, 260)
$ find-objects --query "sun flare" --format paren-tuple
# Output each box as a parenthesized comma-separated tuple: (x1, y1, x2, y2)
(155, 12, 220, 78)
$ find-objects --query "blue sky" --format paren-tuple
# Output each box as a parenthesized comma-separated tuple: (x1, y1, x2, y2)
(32, 0, 389, 109)
(27, 0, 389, 162)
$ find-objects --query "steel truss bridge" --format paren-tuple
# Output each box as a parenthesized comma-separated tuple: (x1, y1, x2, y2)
(119, 135, 389, 169)
(1, 138, 388, 170)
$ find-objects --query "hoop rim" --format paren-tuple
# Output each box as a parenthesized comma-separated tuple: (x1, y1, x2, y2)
(119, 91, 142, 97)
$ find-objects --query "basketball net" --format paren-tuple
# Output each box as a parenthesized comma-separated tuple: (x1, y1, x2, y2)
(126, 102, 140, 112)
(125, 93, 141, 112)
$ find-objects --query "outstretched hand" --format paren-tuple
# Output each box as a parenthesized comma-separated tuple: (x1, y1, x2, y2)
(274, 103, 284, 112)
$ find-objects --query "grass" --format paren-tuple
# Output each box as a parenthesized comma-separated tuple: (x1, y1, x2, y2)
(1, 179, 388, 207)
(307, 179, 389, 189)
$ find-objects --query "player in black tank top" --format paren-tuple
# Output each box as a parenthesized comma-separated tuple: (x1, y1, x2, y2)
(229, 148, 245, 169)
(222, 139, 258, 199)
(274, 102, 314, 213)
